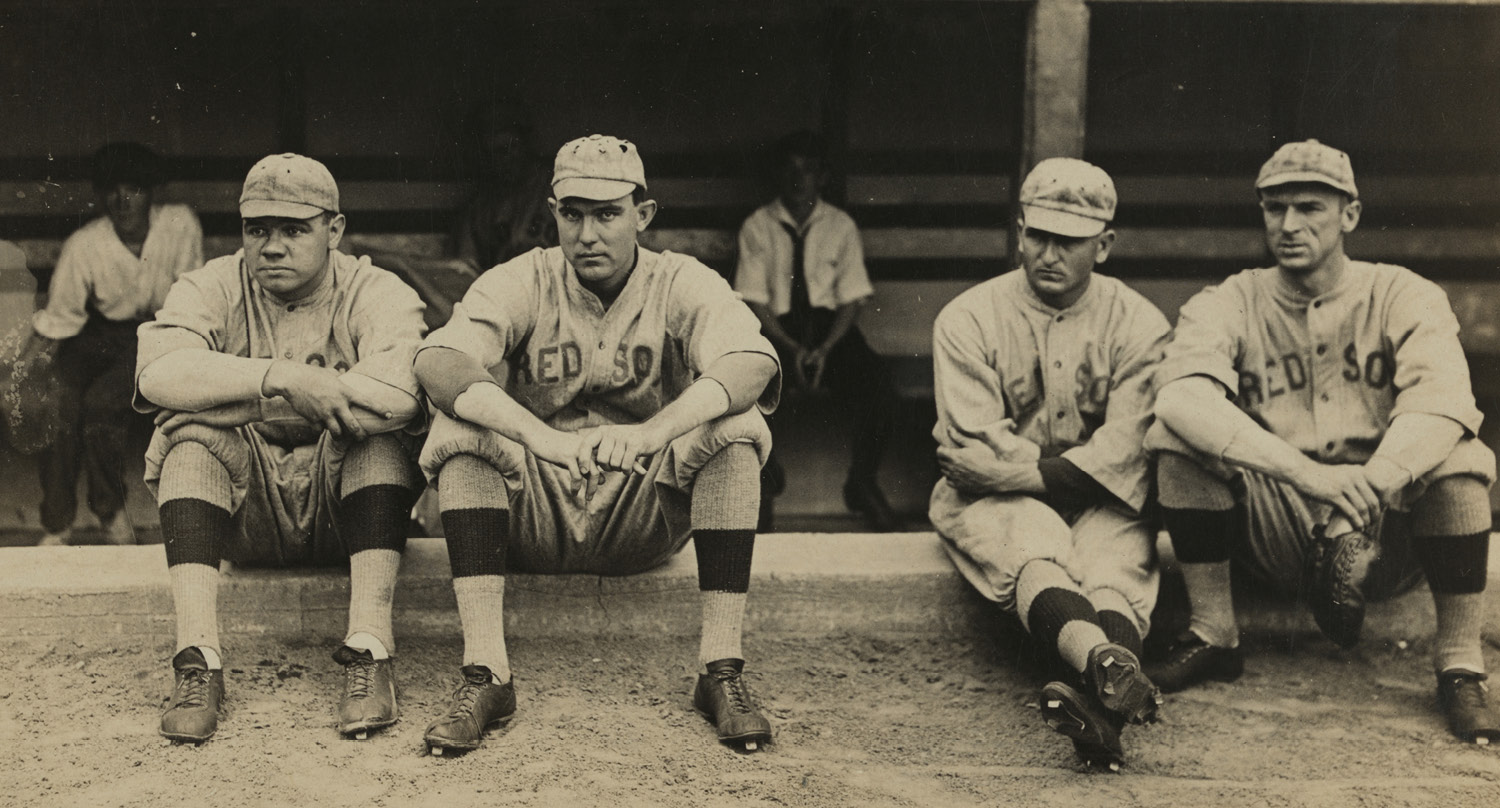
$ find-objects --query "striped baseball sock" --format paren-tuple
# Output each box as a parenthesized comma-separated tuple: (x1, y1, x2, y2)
(691, 443, 759, 666)
(1418, 530, 1490, 675)
(440, 454, 511, 683)
(340, 482, 413, 658)
(1017, 558, 1107, 674)
(1088, 587, 1144, 658)
(1162, 506, 1241, 649)
(159, 443, 234, 664)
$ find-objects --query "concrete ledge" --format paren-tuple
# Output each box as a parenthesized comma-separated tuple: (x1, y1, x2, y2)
(1, 533, 1496, 646)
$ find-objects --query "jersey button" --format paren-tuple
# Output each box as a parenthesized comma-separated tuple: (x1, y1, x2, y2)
(286, 304, 296, 312)
(1056, 410, 1066, 419)
(1316, 345, 1327, 355)
(1055, 315, 1065, 323)
(283, 351, 293, 359)
(1054, 360, 1062, 368)
(1325, 441, 1335, 451)
(1321, 393, 1330, 402)
(1313, 301, 1322, 309)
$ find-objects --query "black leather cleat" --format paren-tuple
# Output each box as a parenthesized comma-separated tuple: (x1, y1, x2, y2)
(1084, 643, 1161, 725)
(333, 645, 399, 738)
(1306, 528, 1380, 649)
(693, 658, 772, 750)
(843, 477, 903, 532)
(1438, 670, 1500, 745)
(160, 647, 225, 743)
(1145, 633, 1244, 694)
(1040, 681, 1125, 772)
(424, 665, 516, 754)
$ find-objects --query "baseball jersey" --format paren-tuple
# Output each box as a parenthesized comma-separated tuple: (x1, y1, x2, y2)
(422, 245, 779, 431)
(1144, 261, 1487, 477)
(34, 204, 203, 339)
(134, 249, 426, 446)
(932, 270, 1170, 512)
(734, 198, 875, 316)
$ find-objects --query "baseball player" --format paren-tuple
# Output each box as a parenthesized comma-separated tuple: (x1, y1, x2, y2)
(135, 154, 427, 744)
(1145, 140, 1498, 745)
(22, 142, 202, 546)
(928, 158, 1170, 770)
(414, 134, 780, 754)
(734, 130, 901, 530)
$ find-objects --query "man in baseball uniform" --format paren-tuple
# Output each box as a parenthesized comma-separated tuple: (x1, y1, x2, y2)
(414, 134, 779, 754)
(734, 130, 901, 531)
(135, 154, 427, 743)
(1145, 140, 1498, 744)
(929, 158, 1170, 770)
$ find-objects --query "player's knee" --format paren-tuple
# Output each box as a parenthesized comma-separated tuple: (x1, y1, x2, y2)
(960, 496, 1073, 568)
(342, 432, 419, 495)
(158, 438, 237, 510)
(157, 424, 249, 480)
(1411, 474, 1492, 538)
(1157, 451, 1236, 511)
(437, 453, 510, 513)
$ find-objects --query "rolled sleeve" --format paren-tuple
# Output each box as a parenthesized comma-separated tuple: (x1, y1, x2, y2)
(420, 261, 536, 370)
(668, 267, 781, 412)
(133, 270, 229, 412)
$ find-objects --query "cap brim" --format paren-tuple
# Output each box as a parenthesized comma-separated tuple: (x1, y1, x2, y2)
(1255, 171, 1357, 198)
(240, 199, 328, 219)
(552, 177, 639, 202)
(1022, 205, 1108, 238)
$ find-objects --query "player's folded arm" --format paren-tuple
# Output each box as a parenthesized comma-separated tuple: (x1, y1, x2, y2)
(135, 344, 274, 414)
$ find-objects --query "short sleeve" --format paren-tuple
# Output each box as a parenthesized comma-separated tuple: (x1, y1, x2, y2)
(1386, 274, 1484, 433)
(668, 261, 780, 410)
(733, 213, 774, 307)
(420, 254, 540, 370)
(1155, 282, 1244, 395)
(346, 269, 429, 397)
(830, 216, 874, 306)
(133, 264, 232, 411)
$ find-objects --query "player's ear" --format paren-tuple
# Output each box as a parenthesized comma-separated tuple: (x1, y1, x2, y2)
(1093, 229, 1116, 264)
(547, 197, 559, 216)
(1340, 198, 1362, 233)
(325, 213, 346, 250)
(635, 199, 658, 232)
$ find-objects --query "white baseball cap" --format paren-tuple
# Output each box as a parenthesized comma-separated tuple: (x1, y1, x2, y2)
(552, 134, 647, 201)
(1019, 158, 1117, 238)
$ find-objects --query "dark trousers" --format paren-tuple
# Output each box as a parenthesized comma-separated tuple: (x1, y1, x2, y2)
(764, 310, 898, 495)
(38, 317, 145, 533)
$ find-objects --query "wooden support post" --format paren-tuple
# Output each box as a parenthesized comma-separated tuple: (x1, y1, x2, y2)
(1017, 0, 1090, 261)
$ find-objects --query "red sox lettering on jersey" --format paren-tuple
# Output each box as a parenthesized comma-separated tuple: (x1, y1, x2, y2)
(425, 245, 775, 432)
(1149, 261, 1486, 468)
(932, 269, 1170, 512)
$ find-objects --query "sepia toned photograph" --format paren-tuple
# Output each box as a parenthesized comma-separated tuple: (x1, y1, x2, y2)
(2, 0, 1498, 805)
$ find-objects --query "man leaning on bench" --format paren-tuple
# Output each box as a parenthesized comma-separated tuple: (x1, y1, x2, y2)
(113, 137, 1499, 765)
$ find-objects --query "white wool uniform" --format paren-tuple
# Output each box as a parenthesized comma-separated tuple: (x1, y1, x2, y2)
(1145, 261, 1495, 585)
(418, 245, 779, 574)
(929, 269, 1170, 625)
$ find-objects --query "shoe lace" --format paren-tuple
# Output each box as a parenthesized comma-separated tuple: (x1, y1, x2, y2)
(344, 657, 377, 700)
(175, 669, 210, 709)
(446, 680, 486, 720)
(716, 670, 754, 715)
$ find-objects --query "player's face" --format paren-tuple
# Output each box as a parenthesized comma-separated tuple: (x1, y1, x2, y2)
(1019, 223, 1114, 309)
(100, 182, 153, 239)
(550, 194, 658, 298)
(242, 213, 345, 302)
(1260, 185, 1361, 274)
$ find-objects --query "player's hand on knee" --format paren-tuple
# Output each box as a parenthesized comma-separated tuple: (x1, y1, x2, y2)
(263, 361, 387, 441)
(529, 428, 588, 493)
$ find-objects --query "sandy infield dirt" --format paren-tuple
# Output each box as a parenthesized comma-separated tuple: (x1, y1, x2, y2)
(3, 630, 1499, 807)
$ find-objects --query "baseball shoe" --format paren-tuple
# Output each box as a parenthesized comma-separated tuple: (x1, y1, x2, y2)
(1437, 670, 1500, 745)
(160, 647, 225, 743)
(843, 477, 903, 532)
(333, 646, 398, 739)
(423, 665, 515, 755)
(1145, 633, 1244, 693)
(1084, 643, 1161, 725)
(1304, 527, 1380, 649)
(693, 658, 772, 751)
(1039, 681, 1125, 772)
(37, 528, 71, 547)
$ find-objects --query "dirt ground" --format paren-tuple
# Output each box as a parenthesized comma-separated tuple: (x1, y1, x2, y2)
(2, 630, 1498, 808)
